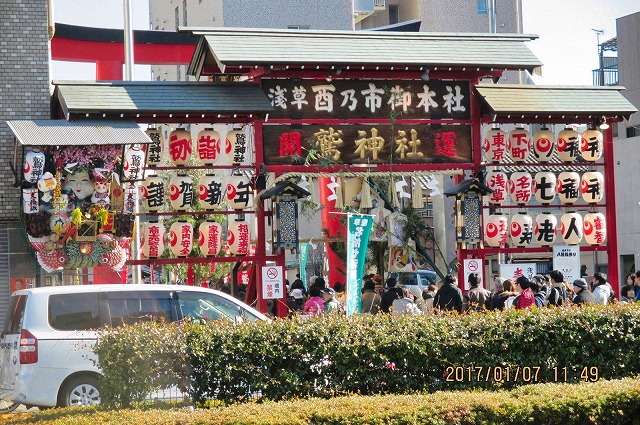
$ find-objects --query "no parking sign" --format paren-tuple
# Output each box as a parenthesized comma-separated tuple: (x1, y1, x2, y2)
(262, 265, 284, 300)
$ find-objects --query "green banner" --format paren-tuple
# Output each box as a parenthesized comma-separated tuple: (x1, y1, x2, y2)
(346, 214, 373, 316)
(299, 242, 310, 289)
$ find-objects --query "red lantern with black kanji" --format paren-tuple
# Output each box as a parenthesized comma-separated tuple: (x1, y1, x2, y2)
(227, 218, 250, 255)
(144, 128, 163, 167)
(225, 129, 249, 165)
(484, 213, 508, 247)
(581, 127, 603, 162)
(168, 128, 192, 166)
(226, 174, 252, 210)
(141, 175, 164, 212)
(560, 212, 583, 245)
(510, 213, 533, 247)
(141, 222, 166, 258)
(197, 128, 221, 165)
(198, 220, 222, 256)
(169, 174, 194, 211)
(557, 125, 580, 162)
(198, 174, 224, 210)
(486, 169, 508, 205)
(557, 171, 580, 204)
(169, 221, 193, 257)
(584, 212, 606, 245)
(534, 171, 556, 205)
(532, 127, 555, 162)
(534, 212, 557, 246)
(508, 125, 531, 162)
(581, 171, 604, 203)
(509, 171, 532, 205)
(482, 125, 507, 163)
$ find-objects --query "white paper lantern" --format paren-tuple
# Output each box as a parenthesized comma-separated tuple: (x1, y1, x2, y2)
(534, 171, 557, 204)
(169, 174, 194, 211)
(226, 175, 252, 210)
(486, 169, 508, 205)
(584, 212, 606, 245)
(560, 212, 583, 245)
(581, 171, 604, 203)
(484, 214, 508, 247)
(23, 149, 46, 184)
(197, 128, 222, 166)
(144, 128, 163, 167)
(169, 221, 193, 257)
(227, 218, 250, 255)
(557, 126, 580, 162)
(532, 127, 555, 162)
(510, 213, 533, 247)
(225, 129, 249, 165)
(141, 222, 166, 258)
(556, 171, 581, 204)
(22, 188, 39, 214)
(580, 128, 603, 162)
(482, 125, 507, 163)
(168, 128, 193, 166)
(509, 171, 533, 205)
(141, 175, 165, 211)
(198, 174, 224, 210)
(508, 125, 531, 162)
(198, 221, 222, 256)
(123, 146, 145, 182)
(534, 212, 557, 246)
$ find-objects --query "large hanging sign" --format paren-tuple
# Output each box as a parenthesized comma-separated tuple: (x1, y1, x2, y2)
(263, 124, 472, 165)
(262, 79, 471, 120)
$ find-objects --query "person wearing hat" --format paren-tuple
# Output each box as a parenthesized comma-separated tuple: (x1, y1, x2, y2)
(321, 287, 343, 314)
(572, 278, 596, 305)
(286, 288, 306, 315)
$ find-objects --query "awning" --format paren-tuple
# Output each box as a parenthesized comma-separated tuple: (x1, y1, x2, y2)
(6, 120, 152, 147)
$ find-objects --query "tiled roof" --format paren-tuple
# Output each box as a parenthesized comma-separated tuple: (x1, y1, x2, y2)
(7, 120, 152, 146)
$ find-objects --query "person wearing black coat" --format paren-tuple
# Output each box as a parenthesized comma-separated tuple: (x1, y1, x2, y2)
(380, 277, 399, 313)
(433, 273, 463, 313)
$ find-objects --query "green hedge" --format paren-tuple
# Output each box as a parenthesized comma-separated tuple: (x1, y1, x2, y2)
(6, 378, 640, 424)
(93, 304, 640, 406)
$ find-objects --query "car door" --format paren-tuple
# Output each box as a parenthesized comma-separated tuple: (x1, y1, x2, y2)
(0, 294, 26, 395)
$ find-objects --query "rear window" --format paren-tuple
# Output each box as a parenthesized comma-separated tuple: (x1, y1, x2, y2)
(49, 293, 101, 330)
(2, 294, 27, 335)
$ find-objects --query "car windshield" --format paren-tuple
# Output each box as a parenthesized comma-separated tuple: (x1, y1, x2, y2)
(176, 291, 261, 323)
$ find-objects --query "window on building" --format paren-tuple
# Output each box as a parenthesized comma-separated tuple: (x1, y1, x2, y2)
(627, 126, 640, 138)
(183, 0, 188, 26)
(477, 0, 488, 14)
(174, 6, 179, 29)
(425, 199, 433, 218)
(287, 25, 310, 30)
(389, 5, 399, 24)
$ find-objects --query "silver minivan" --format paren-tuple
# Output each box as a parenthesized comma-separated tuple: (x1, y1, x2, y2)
(391, 270, 438, 293)
(0, 284, 268, 409)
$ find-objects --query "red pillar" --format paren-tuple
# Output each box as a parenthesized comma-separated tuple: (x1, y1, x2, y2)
(603, 125, 620, 296)
(318, 178, 347, 287)
(96, 60, 123, 80)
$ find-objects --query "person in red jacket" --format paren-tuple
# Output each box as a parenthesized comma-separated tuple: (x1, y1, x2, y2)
(514, 276, 535, 309)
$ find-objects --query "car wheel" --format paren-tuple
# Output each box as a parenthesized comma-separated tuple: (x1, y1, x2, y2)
(58, 375, 102, 408)
(0, 397, 20, 413)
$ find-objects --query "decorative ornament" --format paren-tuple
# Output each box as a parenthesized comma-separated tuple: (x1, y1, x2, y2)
(557, 125, 580, 162)
(580, 127, 603, 161)
(141, 222, 166, 258)
(534, 212, 557, 246)
(581, 171, 604, 203)
(556, 171, 581, 204)
(198, 220, 222, 256)
(482, 124, 507, 163)
(532, 126, 555, 162)
(226, 174, 253, 210)
(169, 174, 194, 211)
(198, 174, 224, 210)
(560, 212, 583, 245)
(584, 212, 606, 245)
(484, 213, 508, 247)
(141, 175, 165, 211)
(168, 128, 193, 166)
(509, 171, 532, 205)
(169, 221, 193, 257)
(227, 217, 250, 255)
(508, 124, 531, 162)
(486, 169, 508, 205)
(23, 149, 45, 184)
(225, 129, 249, 165)
(534, 171, 557, 205)
(197, 128, 222, 165)
(510, 213, 533, 247)
(144, 128, 163, 167)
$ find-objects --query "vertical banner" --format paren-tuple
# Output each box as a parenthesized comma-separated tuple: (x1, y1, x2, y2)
(553, 245, 580, 284)
(346, 214, 373, 316)
(299, 242, 310, 288)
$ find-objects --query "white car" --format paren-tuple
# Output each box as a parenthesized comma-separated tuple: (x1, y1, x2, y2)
(0, 284, 268, 409)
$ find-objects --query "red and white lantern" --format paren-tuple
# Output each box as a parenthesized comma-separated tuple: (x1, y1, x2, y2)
(144, 128, 163, 167)
(486, 169, 508, 205)
(484, 214, 508, 248)
(23, 149, 46, 185)
(508, 125, 531, 162)
(584, 212, 606, 245)
(534, 171, 557, 204)
(197, 128, 222, 166)
(22, 188, 39, 214)
(532, 127, 555, 162)
(198, 174, 224, 210)
(226, 174, 252, 210)
(169, 221, 193, 257)
(581, 128, 603, 162)
(123, 145, 145, 182)
(141, 222, 166, 258)
(581, 171, 604, 204)
(198, 221, 222, 256)
(510, 213, 533, 247)
(482, 125, 507, 163)
(169, 174, 194, 211)
(225, 129, 249, 165)
(556, 171, 581, 204)
(227, 218, 250, 255)
(560, 212, 583, 245)
(509, 171, 533, 205)
(141, 175, 165, 211)
(557, 125, 580, 162)
(168, 128, 193, 166)
(534, 212, 557, 246)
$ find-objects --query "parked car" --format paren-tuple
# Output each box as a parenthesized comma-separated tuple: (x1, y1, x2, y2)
(390, 270, 438, 293)
(0, 284, 268, 409)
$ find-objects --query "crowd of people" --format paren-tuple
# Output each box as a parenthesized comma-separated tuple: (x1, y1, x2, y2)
(282, 268, 640, 317)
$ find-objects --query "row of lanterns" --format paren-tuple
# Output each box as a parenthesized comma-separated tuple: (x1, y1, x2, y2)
(486, 169, 604, 205)
(140, 218, 252, 258)
(141, 173, 253, 211)
(144, 127, 250, 167)
(484, 211, 606, 248)
(483, 124, 603, 163)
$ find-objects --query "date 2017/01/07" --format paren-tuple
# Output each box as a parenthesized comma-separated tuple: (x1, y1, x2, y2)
(443, 366, 600, 384)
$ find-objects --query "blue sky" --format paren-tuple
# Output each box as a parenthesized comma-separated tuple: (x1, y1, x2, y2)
(52, 0, 639, 84)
